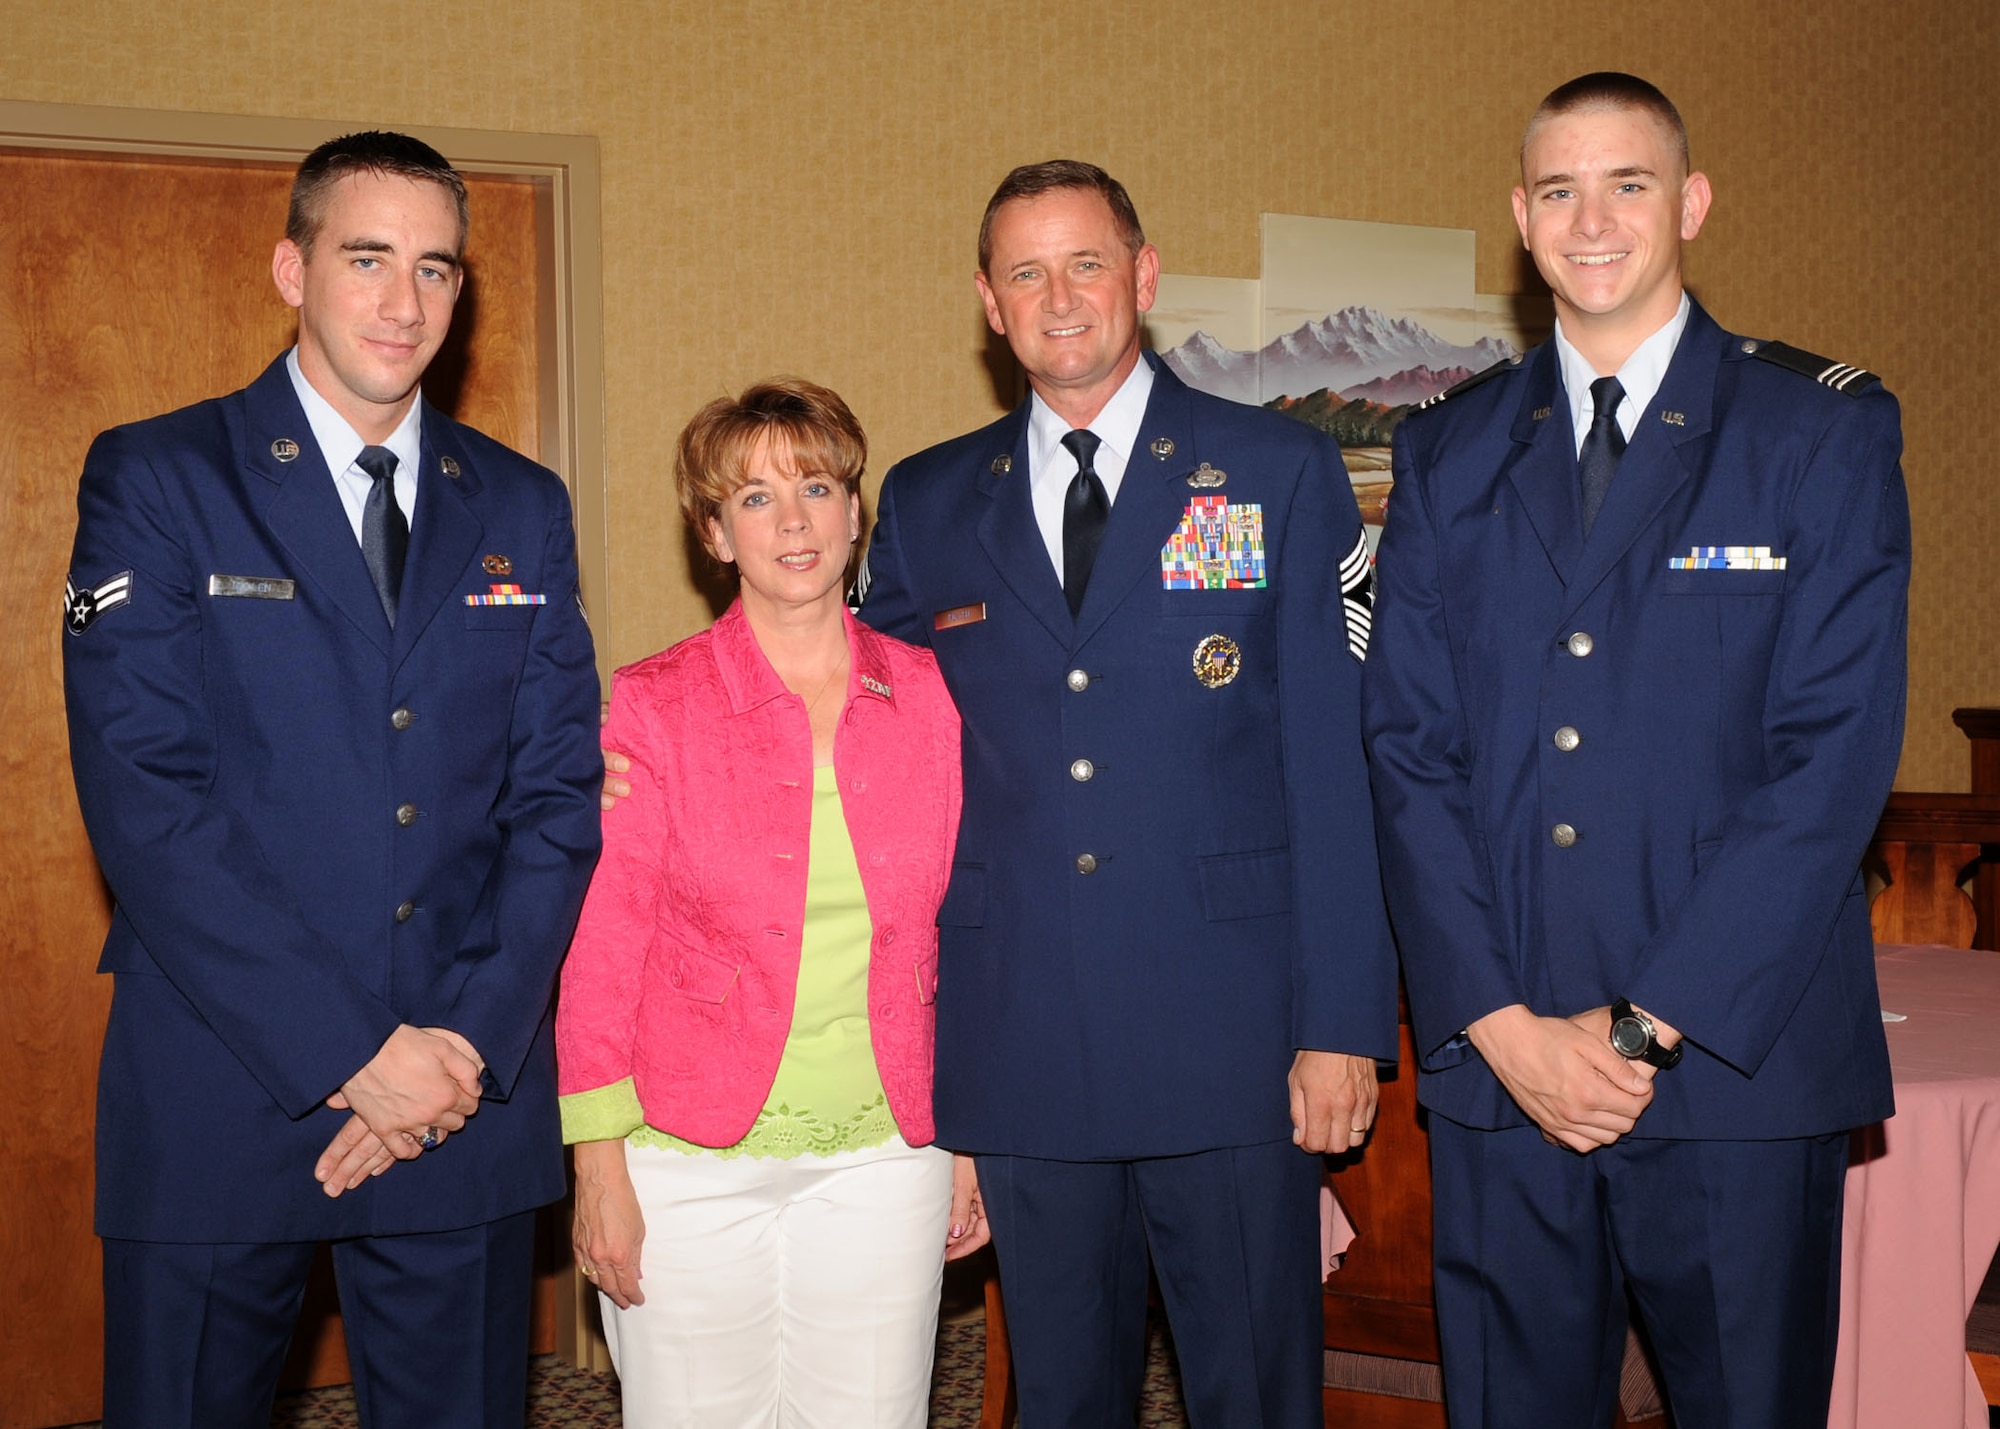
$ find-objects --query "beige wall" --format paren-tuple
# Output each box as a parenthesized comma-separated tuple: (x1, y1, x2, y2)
(4, 0, 1993, 787)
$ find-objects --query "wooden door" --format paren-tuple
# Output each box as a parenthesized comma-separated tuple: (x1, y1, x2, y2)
(0, 148, 551, 1429)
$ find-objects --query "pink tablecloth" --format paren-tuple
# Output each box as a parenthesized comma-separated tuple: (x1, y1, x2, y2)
(1830, 943, 2000, 1429)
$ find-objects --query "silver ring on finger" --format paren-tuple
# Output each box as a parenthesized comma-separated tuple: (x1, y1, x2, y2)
(418, 1126, 440, 1151)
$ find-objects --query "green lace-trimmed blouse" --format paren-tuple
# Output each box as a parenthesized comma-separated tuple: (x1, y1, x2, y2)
(561, 765, 895, 1158)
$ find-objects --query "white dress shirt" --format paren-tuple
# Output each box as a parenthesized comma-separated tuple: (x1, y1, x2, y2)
(1553, 291, 1691, 457)
(1026, 358, 1156, 583)
(285, 347, 422, 543)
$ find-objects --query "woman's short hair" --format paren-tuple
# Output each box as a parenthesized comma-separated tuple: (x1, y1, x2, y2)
(677, 378, 868, 559)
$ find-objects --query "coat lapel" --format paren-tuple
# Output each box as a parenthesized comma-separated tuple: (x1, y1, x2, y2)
(1501, 344, 1583, 586)
(1557, 303, 1723, 625)
(250, 360, 394, 655)
(392, 408, 484, 667)
(1073, 359, 1195, 647)
(973, 407, 1074, 647)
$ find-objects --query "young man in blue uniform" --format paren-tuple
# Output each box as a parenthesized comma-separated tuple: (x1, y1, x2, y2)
(1364, 74, 1908, 1427)
(63, 132, 603, 1428)
(858, 161, 1399, 1426)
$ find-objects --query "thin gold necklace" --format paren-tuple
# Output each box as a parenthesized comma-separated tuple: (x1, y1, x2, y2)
(802, 648, 849, 718)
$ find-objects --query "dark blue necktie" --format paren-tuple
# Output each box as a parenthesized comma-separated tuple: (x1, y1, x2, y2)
(358, 445, 408, 625)
(1578, 376, 1627, 536)
(1060, 428, 1108, 616)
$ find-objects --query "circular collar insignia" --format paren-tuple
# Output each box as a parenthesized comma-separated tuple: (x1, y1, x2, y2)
(440, 456, 462, 479)
(1150, 436, 1175, 460)
(990, 455, 1012, 476)
(270, 438, 300, 463)
(1192, 633, 1242, 688)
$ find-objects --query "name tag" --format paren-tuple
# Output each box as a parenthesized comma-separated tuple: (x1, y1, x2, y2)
(934, 602, 987, 631)
(208, 574, 295, 600)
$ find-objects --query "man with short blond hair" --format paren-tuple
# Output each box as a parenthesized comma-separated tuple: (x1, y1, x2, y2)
(1365, 74, 1907, 1426)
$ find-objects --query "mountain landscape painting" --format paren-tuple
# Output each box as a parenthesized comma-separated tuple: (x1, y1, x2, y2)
(1145, 215, 1536, 536)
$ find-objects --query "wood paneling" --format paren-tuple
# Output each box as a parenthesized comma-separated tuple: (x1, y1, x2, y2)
(0, 149, 553, 1429)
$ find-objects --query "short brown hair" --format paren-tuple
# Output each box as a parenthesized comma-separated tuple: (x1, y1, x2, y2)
(287, 131, 470, 256)
(676, 378, 868, 560)
(978, 160, 1146, 274)
(1524, 72, 1690, 171)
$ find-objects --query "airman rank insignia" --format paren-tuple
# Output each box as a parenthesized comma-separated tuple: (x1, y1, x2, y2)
(465, 583, 547, 606)
(1150, 436, 1175, 460)
(1192, 634, 1241, 688)
(65, 570, 132, 635)
(482, 553, 513, 576)
(270, 438, 300, 463)
(440, 456, 463, 478)
(1186, 463, 1226, 489)
(1338, 531, 1374, 662)
(1741, 338, 1881, 396)
(1161, 495, 1266, 589)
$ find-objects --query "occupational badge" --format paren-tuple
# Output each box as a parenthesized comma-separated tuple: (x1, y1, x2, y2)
(1191, 634, 1242, 689)
(482, 553, 514, 576)
(1161, 495, 1266, 589)
(1185, 463, 1226, 489)
(64, 570, 132, 635)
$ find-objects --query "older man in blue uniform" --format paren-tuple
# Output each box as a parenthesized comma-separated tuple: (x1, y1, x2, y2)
(1364, 74, 1907, 1427)
(858, 161, 1398, 1426)
(63, 133, 602, 1428)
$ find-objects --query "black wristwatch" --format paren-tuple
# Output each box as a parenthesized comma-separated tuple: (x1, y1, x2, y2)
(1609, 998, 1682, 1069)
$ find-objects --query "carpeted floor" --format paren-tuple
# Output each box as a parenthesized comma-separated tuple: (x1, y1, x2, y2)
(62, 1309, 1188, 1428)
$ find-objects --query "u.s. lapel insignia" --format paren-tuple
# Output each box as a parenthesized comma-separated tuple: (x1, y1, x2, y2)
(1150, 436, 1175, 460)
(64, 570, 133, 635)
(1186, 463, 1226, 489)
(482, 553, 513, 576)
(990, 455, 1012, 476)
(1191, 633, 1241, 688)
(270, 438, 300, 462)
(440, 456, 462, 479)
(1532, 406, 1552, 422)
(1660, 409, 1686, 426)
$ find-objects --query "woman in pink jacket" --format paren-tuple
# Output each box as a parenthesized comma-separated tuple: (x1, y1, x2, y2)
(556, 379, 985, 1428)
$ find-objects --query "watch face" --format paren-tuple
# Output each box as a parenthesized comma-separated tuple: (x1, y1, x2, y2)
(1610, 1017, 1650, 1058)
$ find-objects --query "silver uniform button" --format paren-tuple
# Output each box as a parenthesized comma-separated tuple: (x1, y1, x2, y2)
(1066, 668, 1090, 692)
(1553, 727, 1581, 753)
(390, 706, 414, 730)
(1070, 759, 1095, 782)
(1551, 823, 1578, 848)
(1075, 853, 1099, 874)
(395, 802, 419, 827)
(395, 900, 416, 922)
(1567, 631, 1595, 658)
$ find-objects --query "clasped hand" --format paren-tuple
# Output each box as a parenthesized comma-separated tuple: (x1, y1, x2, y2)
(313, 1024, 485, 1196)
(1467, 1004, 1657, 1154)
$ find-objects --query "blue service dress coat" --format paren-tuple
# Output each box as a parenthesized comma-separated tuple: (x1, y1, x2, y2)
(1363, 300, 1907, 1139)
(63, 355, 604, 1243)
(860, 356, 1399, 1160)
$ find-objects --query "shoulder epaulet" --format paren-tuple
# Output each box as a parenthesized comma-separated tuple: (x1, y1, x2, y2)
(1740, 338, 1881, 397)
(1409, 355, 1524, 414)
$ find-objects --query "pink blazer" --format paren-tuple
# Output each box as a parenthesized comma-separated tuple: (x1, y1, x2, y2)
(556, 601, 962, 1148)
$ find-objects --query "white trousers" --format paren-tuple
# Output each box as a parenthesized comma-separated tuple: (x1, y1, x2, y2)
(601, 1135, 953, 1429)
